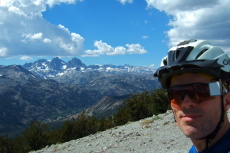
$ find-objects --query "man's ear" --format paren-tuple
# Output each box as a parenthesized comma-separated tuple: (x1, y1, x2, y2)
(224, 92, 230, 111)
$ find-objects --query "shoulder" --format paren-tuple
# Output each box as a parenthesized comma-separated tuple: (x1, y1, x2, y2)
(189, 128, 230, 153)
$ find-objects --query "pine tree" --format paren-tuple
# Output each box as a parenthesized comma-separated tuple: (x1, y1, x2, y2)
(23, 121, 50, 151)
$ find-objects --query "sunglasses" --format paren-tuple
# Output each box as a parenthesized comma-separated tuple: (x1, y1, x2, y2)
(167, 81, 222, 105)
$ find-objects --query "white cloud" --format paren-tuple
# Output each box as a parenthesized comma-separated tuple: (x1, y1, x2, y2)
(126, 44, 147, 54)
(22, 33, 43, 42)
(43, 38, 51, 43)
(0, 0, 146, 59)
(146, 0, 230, 50)
(0, 0, 85, 58)
(84, 40, 147, 57)
(142, 36, 148, 39)
(0, 47, 8, 57)
(46, 0, 83, 8)
(58, 24, 70, 33)
(117, 0, 133, 5)
(8, 6, 27, 16)
(149, 64, 155, 69)
(20, 56, 33, 60)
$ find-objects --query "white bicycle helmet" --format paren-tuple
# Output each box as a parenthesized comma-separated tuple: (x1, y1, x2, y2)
(154, 39, 230, 88)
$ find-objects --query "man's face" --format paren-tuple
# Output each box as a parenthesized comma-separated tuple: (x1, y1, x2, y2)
(170, 73, 222, 139)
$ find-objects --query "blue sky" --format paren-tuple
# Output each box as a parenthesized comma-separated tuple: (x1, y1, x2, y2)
(0, 0, 230, 68)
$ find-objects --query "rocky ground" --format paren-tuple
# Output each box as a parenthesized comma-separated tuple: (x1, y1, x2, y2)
(31, 110, 230, 153)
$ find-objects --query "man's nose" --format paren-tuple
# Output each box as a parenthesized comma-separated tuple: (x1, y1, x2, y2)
(181, 93, 196, 108)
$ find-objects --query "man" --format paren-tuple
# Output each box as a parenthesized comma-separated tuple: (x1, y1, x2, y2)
(154, 39, 230, 153)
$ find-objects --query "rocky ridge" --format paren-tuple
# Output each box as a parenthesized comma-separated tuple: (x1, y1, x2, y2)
(31, 110, 230, 153)
(69, 95, 130, 119)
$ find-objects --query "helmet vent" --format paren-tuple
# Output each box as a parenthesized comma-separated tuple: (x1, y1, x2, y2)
(177, 39, 197, 46)
(195, 49, 208, 59)
(175, 48, 181, 59)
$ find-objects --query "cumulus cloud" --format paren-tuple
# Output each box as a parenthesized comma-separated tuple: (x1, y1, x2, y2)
(146, 0, 230, 51)
(83, 40, 147, 57)
(117, 0, 133, 5)
(0, 0, 84, 58)
(0, 0, 147, 60)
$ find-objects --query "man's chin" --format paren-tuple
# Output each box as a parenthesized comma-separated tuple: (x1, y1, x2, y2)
(180, 126, 203, 139)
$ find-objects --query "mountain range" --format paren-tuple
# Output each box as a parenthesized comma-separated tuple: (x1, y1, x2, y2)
(22, 57, 155, 83)
(0, 57, 160, 136)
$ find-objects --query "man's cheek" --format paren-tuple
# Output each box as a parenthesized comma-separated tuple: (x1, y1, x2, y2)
(171, 100, 182, 111)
